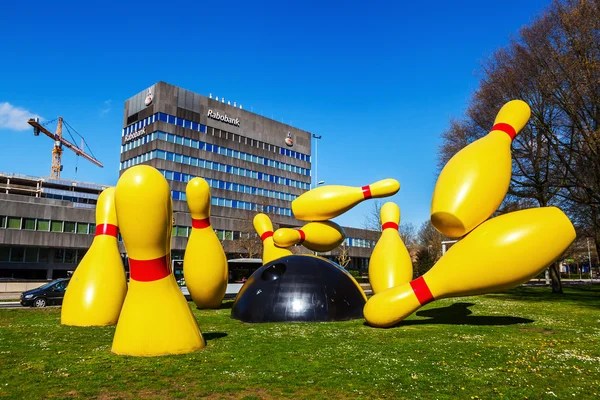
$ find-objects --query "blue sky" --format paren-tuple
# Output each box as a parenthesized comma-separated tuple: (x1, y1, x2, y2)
(0, 0, 550, 229)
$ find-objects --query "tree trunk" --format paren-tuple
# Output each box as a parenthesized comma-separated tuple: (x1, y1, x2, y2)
(549, 261, 563, 294)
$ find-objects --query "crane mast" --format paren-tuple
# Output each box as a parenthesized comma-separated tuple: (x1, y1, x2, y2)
(51, 118, 64, 179)
(28, 117, 103, 180)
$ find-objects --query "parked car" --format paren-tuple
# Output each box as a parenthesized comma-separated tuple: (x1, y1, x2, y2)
(20, 278, 70, 308)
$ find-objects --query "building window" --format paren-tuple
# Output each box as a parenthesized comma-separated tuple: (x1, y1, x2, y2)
(64, 222, 76, 234)
(38, 248, 49, 263)
(22, 218, 36, 230)
(76, 222, 89, 234)
(0, 216, 6, 228)
(25, 248, 38, 262)
(0, 247, 9, 262)
(51, 221, 63, 232)
(10, 247, 25, 262)
(54, 249, 65, 263)
(7, 217, 21, 229)
(65, 249, 76, 264)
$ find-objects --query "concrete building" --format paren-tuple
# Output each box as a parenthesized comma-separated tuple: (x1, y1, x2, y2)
(0, 173, 122, 279)
(0, 82, 375, 280)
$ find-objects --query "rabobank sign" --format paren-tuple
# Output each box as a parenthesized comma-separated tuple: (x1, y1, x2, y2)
(207, 109, 240, 127)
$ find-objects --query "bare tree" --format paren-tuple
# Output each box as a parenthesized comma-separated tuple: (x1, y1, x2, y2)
(232, 218, 262, 259)
(336, 242, 352, 269)
(437, 0, 600, 293)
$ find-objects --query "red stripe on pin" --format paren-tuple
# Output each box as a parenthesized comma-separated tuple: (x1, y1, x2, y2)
(492, 123, 517, 140)
(410, 276, 434, 305)
(261, 231, 273, 242)
(362, 185, 372, 199)
(192, 218, 211, 229)
(129, 255, 171, 282)
(382, 222, 398, 230)
(298, 229, 306, 244)
(95, 224, 118, 237)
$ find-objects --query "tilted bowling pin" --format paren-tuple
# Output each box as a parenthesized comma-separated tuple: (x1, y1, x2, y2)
(183, 178, 228, 309)
(61, 187, 127, 326)
(368, 202, 413, 294)
(254, 213, 292, 264)
(292, 179, 400, 221)
(430, 100, 531, 238)
(112, 165, 204, 356)
(364, 207, 575, 328)
(273, 221, 346, 252)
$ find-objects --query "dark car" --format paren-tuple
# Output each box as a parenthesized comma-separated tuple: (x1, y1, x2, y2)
(20, 278, 70, 308)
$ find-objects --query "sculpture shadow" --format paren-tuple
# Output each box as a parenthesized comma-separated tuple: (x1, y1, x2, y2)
(203, 332, 228, 342)
(396, 302, 534, 327)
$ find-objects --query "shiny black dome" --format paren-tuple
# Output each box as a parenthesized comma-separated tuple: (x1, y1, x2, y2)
(231, 255, 366, 323)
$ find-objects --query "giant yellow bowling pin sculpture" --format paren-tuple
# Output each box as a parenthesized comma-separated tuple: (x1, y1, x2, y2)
(183, 178, 228, 309)
(368, 202, 413, 294)
(273, 221, 345, 252)
(431, 100, 531, 238)
(364, 207, 575, 328)
(112, 165, 204, 356)
(254, 213, 292, 264)
(61, 187, 127, 326)
(292, 179, 400, 221)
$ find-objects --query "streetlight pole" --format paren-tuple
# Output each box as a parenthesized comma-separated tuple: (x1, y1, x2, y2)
(312, 134, 322, 189)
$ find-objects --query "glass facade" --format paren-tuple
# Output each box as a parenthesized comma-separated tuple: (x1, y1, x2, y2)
(121, 149, 311, 191)
(122, 130, 310, 177)
(121, 112, 310, 163)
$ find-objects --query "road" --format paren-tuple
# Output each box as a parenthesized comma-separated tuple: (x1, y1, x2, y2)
(0, 302, 24, 309)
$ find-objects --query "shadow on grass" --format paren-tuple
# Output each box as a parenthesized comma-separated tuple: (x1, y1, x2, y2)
(397, 302, 534, 327)
(484, 285, 600, 309)
(203, 332, 228, 341)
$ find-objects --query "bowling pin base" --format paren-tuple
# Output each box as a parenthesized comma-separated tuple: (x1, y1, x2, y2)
(112, 277, 205, 356)
(430, 212, 466, 238)
(364, 282, 423, 328)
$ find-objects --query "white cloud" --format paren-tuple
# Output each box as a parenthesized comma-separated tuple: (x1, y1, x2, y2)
(100, 99, 112, 117)
(0, 102, 42, 131)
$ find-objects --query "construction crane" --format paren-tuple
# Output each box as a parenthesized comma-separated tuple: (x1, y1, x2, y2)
(27, 117, 103, 180)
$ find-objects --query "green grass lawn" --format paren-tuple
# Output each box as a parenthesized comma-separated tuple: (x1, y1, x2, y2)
(1, 286, 599, 399)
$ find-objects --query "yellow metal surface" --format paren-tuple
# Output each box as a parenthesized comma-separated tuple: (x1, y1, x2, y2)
(430, 100, 531, 238)
(112, 165, 204, 356)
(291, 178, 400, 221)
(61, 188, 127, 326)
(368, 202, 413, 294)
(273, 221, 345, 252)
(364, 207, 576, 328)
(184, 178, 228, 309)
(253, 213, 292, 264)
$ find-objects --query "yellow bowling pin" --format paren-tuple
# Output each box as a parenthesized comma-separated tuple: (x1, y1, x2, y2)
(254, 213, 292, 264)
(183, 178, 228, 309)
(61, 187, 127, 326)
(273, 221, 346, 252)
(430, 100, 531, 238)
(292, 179, 400, 221)
(112, 165, 204, 356)
(364, 206, 575, 328)
(368, 202, 413, 294)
